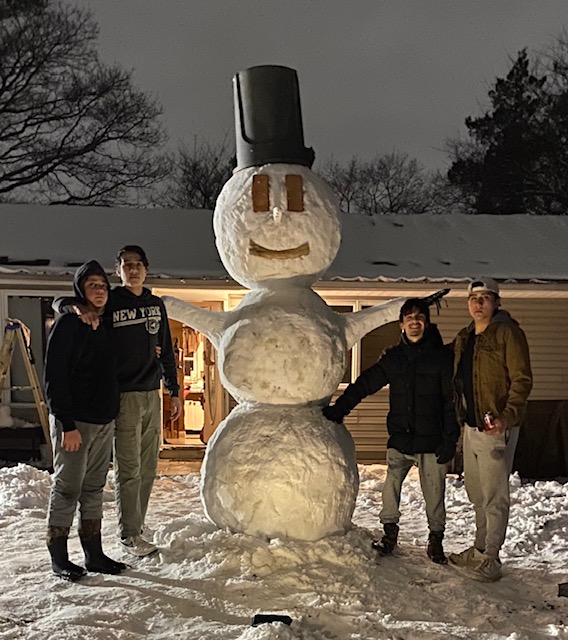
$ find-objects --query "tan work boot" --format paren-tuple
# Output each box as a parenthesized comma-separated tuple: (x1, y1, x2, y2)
(469, 555, 502, 582)
(448, 545, 484, 568)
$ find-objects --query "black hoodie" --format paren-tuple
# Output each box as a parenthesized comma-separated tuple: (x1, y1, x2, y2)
(44, 261, 119, 431)
(53, 285, 179, 397)
(333, 324, 459, 454)
(105, 286, 179, 395)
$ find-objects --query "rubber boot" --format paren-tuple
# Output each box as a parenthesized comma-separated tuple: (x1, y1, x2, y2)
(79, 519, 127, 575)
(46, 526, 87, 581)
(427, 531, 448, 564)
(372, 523, 399, 556)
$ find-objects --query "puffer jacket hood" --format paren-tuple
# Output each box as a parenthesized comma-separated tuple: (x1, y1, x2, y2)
(401, 323, 444, 350)
(73, 260, 110, 304)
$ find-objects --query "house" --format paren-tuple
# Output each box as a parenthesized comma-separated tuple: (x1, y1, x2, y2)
(1, 204, 567, 477)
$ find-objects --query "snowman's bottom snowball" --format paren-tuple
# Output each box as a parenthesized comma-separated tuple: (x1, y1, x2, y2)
(200, 404, 359, 541)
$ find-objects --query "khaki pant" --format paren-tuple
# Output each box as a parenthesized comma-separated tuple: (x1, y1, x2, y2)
(113, 390, 161, 538)
(380, 448, 449, 532)
(48, 415, 115, 527)
(463, 425, 519, 558)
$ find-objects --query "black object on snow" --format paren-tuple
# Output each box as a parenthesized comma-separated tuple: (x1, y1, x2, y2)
(251, 613, 293, 627)
(559, 583, 568, 598)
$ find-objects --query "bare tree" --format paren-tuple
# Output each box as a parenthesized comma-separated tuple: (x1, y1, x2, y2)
(322, 151, 442, 215)
(319, 157, 361, 214)
(427, 170, 475, 214)
(157, 137, 234, 210)
(0, 0, 168, 205)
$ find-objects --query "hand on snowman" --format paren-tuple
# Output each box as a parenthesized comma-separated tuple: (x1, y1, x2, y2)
(322, 403, 347, 424)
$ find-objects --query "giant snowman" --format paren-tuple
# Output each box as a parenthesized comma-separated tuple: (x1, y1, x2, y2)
(163, 66, 404, 541)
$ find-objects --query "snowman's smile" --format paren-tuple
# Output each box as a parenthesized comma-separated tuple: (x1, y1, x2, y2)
(249, 239, 310, 259)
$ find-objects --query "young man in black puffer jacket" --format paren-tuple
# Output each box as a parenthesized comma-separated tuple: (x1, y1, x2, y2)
(323, 298, 459, 563)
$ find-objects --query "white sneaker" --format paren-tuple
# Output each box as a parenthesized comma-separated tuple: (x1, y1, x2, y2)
(141, 526, 155, 543)
(448, 545, 484, 568)
(119, 535, 157, 557)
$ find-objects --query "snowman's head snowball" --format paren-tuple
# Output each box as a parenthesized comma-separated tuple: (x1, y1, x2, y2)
(213, 164, 341, 288)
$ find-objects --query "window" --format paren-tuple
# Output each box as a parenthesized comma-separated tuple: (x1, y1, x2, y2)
(6, 296, 54, 404)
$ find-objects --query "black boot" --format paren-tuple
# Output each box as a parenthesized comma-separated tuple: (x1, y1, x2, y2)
(372, 523, 399, 556)
(47, 526, 87, 581)
(427, 531, 447, 564)
(79, 519, 127, 575)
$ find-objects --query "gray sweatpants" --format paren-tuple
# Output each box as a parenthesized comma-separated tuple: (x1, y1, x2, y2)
(463, 425, 519, 558)
(113, 390, 161, 538)
(47, 415, 115, 527)
(380, 448, 449, 532)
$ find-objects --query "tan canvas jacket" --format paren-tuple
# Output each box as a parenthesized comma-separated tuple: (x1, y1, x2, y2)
(453, 310, 533, 429)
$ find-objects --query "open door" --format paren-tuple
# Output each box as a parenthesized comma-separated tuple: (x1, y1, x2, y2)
(162, 301, 227, 450)
(201, 333, 225, 442)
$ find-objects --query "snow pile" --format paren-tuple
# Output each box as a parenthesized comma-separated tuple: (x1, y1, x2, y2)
(0, 462, 566, 639)
(0, 405, 36, 429)
(0, 463, 50, 515)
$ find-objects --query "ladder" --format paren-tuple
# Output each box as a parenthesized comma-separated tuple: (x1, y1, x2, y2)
(0, 318, 51, 449)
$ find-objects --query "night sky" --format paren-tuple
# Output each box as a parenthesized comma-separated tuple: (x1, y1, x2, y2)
(68, 0, 567, 171)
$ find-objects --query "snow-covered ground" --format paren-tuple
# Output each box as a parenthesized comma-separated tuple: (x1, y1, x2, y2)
(0, 462, 566, 640)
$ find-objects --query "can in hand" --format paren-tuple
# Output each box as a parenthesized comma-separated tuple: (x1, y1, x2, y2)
(483, 411, 496, 430)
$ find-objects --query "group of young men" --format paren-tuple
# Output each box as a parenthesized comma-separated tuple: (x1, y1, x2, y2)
(324, 277, 532, 583)
(44, 246, 181, 581)
(43, 258, 532, 586)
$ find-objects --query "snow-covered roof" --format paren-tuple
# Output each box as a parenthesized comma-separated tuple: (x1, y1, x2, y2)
(1, 203, 567, 283)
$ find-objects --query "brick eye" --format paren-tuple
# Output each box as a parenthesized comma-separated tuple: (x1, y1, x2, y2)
(252, 175, 269, 212)
(286, 174, 304, 212)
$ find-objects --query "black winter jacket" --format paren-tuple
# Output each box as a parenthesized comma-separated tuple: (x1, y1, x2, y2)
(44, 262, 119, 431)
(334, 324, 459, 454)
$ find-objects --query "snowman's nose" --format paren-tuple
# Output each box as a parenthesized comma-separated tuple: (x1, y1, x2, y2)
(272, 206, 283, 224)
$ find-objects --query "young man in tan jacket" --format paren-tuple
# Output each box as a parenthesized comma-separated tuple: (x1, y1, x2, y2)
(450, 277, 532, 582)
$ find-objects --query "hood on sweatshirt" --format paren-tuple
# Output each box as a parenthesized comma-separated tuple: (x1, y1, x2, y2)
(73, 260, 110, 305)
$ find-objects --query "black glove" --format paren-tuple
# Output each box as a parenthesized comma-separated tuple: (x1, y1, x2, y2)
(322, 404, 347, 424)
(422, 289, 450, 314)
(435, 439, 456, 464)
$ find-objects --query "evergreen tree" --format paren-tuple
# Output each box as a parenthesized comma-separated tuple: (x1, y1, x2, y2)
(448, 47, 568, 214)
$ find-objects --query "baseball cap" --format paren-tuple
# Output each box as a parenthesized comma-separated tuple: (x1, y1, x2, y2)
(467, 277, 500, 297)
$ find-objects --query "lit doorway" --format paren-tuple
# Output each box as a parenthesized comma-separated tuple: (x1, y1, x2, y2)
(162, 302, 226, 450)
